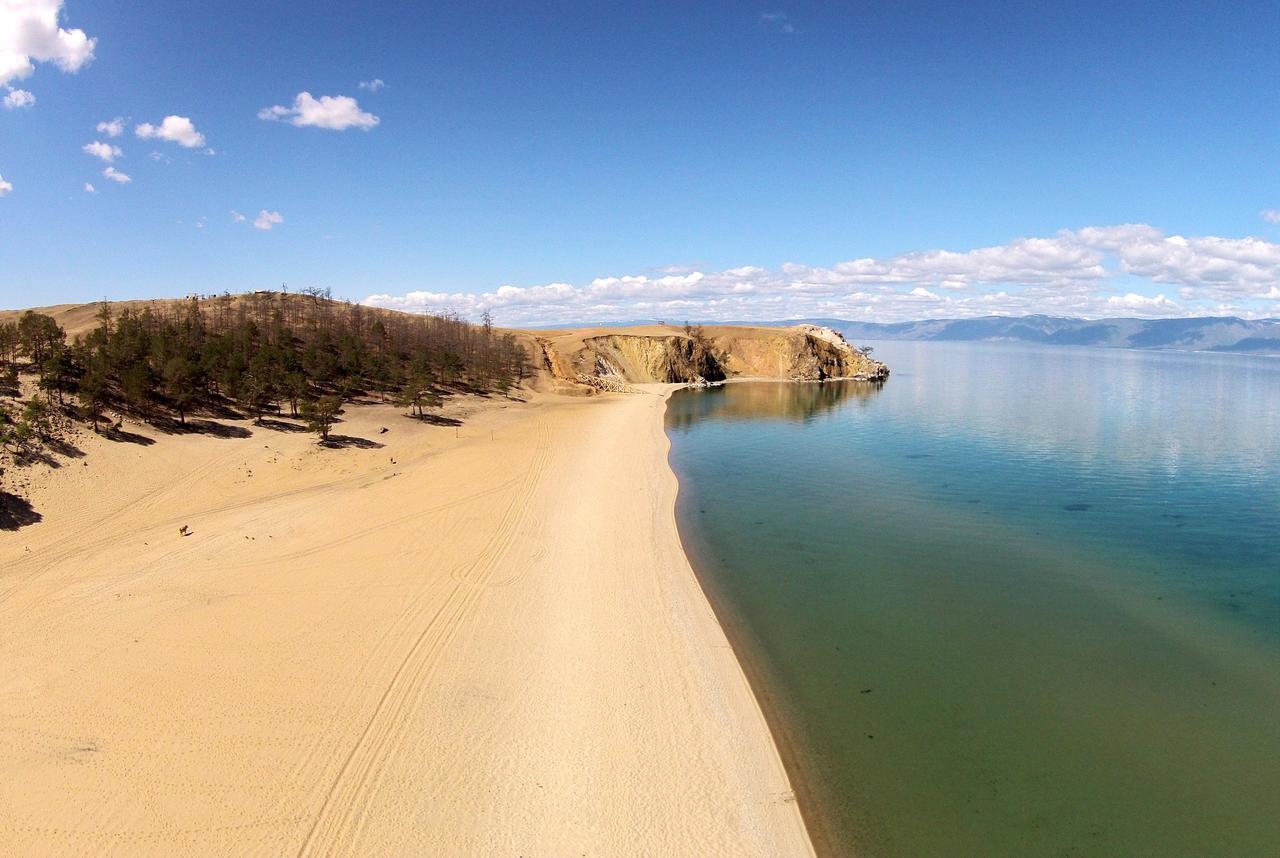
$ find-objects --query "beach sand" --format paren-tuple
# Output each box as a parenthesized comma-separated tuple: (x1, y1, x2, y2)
(0, 387, 813, 856)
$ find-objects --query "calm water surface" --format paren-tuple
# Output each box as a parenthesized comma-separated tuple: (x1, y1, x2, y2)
(665, 341, 1280, 857)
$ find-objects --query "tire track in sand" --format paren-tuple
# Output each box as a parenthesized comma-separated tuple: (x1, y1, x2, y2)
(294, 419, 553, 856)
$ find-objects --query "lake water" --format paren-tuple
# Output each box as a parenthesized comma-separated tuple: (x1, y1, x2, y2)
(665, 341, 1280, 858)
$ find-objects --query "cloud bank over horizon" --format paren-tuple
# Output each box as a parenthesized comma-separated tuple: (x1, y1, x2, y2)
(364, 224, 1280, 325)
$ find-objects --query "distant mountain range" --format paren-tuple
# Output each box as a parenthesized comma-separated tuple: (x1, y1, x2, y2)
(535, 315, 1280, 354)
(809, 315, 1280, 354)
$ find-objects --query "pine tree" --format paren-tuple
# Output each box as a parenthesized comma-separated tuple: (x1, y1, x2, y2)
(398, 368, 441, 418)
(163, 355, 198, 424)
(17, 312, 64, 373)
(238, 372, 272, 424)
(120, 362, 154, 416)
(38, 346, 72, 405)
(300, 395, 341, 442)
(284, 371, 308, 418)
(79, 366, 108, 431)
(19, 396, 53, 445)
(0, 323, 19, 375)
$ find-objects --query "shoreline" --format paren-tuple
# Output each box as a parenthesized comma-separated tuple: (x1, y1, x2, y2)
(649, 384, 823, 856)
(660, 384, 840, 858)
(1, 387, 814, 855)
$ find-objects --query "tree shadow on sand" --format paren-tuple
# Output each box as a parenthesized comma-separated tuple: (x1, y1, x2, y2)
(410, 413, 463, 427)
(45, 437, 87, 460)
(100, 425, 157, 446)
(257, 418, 308, 433)
(186, 419, 253, 439)
(320, 435, 385, 450)
(200, 400, 246, 421)
(0, 493, 42, 530)
(149, 417, 252, 439)
(15, 447, 67, 470)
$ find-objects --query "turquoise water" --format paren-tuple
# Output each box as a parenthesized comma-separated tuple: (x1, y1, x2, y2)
(665, 342, 1280, 857)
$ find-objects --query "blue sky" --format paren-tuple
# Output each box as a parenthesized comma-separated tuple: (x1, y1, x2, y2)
(2, 1, 1279, 323)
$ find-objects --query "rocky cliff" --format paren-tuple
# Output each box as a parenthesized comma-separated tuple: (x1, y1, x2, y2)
(531, 324, 887, 391)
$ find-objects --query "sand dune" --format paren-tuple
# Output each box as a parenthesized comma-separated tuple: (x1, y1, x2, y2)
(0, 389, 812, 856)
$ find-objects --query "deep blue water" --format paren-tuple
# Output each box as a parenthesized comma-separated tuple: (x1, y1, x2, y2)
(666, 341, 1280, 857)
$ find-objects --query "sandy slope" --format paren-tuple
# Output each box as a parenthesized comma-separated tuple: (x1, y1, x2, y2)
(0, 389, 813, 856)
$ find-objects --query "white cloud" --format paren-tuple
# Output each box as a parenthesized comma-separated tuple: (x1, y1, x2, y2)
(253, 209, 283, 230)
(0, 174, 11, 196)
(96, 116, 124, 137)
(101, 165, 130, 183)
(363, 224, 1280, 325)
(82, 140, 122, 162)
(0, 0, 96, 86)
(258, 91, 379, 130)
(3, 87, 35, 108)
(358, 78, 384, 91)
(1113, 233, 1280, 292)
(135, 115, 206, 148)
(760, 12, 796, 33)
(230, 210, 245, 223)
(83, 181, 95, 193)
(1261, 209, 1280, 225)
(1106, 292, 1176, 311)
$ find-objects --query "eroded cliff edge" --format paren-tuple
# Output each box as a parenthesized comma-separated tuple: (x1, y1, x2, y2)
(530, 324, 888, 392)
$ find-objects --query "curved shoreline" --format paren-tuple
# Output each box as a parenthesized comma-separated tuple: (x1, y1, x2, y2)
(643, 384, 819, 856)
(658, 384, 837, 858)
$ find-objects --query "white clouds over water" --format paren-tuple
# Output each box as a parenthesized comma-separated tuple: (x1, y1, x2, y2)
(364, 225, 1280, 325)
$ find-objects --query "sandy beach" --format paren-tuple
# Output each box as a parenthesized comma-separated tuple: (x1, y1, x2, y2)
(0, 387, 813, 856)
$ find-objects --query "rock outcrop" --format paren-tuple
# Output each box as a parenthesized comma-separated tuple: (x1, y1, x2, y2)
(532, 324, 888, 392)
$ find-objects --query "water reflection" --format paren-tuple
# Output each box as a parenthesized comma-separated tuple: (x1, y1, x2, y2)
(868, 340, 1280, 473)
(666, 379, 885, 431)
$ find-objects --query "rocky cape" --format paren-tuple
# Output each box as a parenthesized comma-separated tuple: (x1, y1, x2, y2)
(529, 324, 888, 393)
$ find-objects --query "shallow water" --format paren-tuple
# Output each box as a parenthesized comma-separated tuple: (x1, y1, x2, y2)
(666, 342, 1280, 858)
